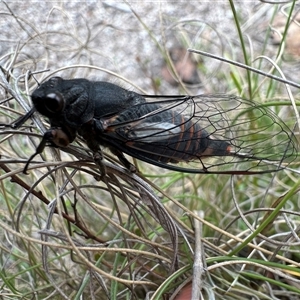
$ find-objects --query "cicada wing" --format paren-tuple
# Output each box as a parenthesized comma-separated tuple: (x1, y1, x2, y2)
(100, 95, 297, 174)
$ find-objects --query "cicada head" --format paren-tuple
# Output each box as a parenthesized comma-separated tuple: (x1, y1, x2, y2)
(31, 77, 66, 118)
(31, 77, 96, 128)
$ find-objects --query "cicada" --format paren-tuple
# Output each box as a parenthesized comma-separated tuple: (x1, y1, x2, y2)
(20, 77, 297, 174)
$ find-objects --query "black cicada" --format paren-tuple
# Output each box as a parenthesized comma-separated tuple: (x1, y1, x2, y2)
(22, 76, 297, 174)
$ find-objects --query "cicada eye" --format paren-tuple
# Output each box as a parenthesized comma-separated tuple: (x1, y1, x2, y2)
(44, 92, 64, 113)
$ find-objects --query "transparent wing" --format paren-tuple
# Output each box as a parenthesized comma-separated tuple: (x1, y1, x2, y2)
(99, 94, 297, 174)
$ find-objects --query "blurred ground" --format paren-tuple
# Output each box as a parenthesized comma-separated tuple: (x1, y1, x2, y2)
(1, 1, 292, 95)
